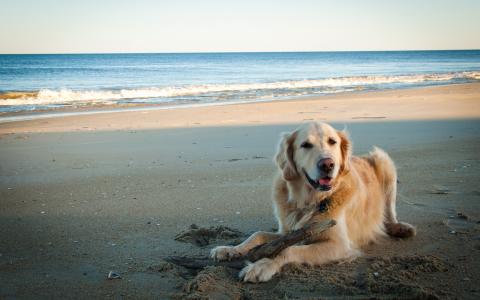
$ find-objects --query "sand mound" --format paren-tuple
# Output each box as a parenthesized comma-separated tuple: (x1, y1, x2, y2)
(181, 266, 243, 300)
(174, 224, 244, 246)
(274, 255, 447, 299)
(170, 225, 450, 299)
(176, 255, 448, 299)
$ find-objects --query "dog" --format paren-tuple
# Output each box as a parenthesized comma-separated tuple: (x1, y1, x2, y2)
(211, 121, 415, 282)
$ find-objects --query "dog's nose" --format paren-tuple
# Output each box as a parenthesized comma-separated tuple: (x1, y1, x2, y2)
(317, 158, 334, 173)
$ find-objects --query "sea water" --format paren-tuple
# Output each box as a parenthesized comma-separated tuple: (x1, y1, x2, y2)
(0, 50, 479, 113)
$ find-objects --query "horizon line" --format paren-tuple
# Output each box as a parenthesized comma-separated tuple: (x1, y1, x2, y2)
(1, 48, 479, 55)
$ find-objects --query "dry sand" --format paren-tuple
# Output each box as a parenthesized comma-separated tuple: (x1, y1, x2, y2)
(0, 83, 479, 299)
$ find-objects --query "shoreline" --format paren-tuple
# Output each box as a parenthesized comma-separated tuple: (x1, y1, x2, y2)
(0, 82, 478, 123)
(1, 82, 479, 134)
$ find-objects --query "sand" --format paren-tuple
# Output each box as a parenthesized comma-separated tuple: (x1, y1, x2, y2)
(0, 83, 479, 299)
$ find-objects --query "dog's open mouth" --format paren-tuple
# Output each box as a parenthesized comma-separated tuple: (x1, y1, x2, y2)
(303, 169, 332, 191)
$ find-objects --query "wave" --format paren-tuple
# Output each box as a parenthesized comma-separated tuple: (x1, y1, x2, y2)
(1, 71, 479, 106)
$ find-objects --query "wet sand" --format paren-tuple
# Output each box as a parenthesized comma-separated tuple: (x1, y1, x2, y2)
(0, 83, 479, 299)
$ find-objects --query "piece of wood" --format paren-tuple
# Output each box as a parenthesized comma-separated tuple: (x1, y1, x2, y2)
(166, 219, 336, 270)
(166, 255, 246, 270)
(244, 219, 336, 262)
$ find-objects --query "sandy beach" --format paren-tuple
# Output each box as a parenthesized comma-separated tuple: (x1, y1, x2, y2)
(1, 83, 480, 299)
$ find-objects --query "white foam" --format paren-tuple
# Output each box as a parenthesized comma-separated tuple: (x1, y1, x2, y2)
(1, 71, 479, 106)
(0, 97, 295, 123)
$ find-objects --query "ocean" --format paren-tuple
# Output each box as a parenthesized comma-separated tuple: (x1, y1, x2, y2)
(0, 50, 479, 113)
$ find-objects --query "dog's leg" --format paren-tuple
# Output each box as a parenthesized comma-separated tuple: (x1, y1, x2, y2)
(240, 220, 358, 283)
(210, 231, 282, 261)
(239, 237, 356, 282)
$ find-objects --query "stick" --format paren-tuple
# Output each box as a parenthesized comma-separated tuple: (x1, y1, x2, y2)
(165, 219, 336, 270)
(165, 255, 246, 270)
(245, 219, 336, 261)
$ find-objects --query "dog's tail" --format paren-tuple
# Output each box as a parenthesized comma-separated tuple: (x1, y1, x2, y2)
(368, 147, 416, 238)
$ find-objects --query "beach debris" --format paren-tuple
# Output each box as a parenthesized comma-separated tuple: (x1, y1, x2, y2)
(147, 261, 175, 273)
(167, 219, 336, 270)
(241, 219, 336, 263)
(373, 272, 379, 277)
(221, 156, 267, 163)
(107, 271, 121, 280)
(351, 116, 386, 119)
(251, 155, 267, 159)
(227, 158, 243, 162)
(174, 224, 243, 246)
(443, 213, 475, 234)
(431, 185, 450, 194)
(298, 111, 324, 114)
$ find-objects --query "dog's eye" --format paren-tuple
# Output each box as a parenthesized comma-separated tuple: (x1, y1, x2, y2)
(300, 141, 313, 149)
(328, 138, 337, 145)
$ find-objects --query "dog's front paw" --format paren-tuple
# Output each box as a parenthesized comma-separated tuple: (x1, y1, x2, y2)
(239, 258, 279, 283)
(210, 245, 241, 261)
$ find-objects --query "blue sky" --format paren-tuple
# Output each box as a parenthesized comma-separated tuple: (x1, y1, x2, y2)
(0, 0, 479, 53)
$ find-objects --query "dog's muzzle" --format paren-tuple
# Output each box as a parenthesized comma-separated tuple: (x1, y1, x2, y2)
(303, 169, 332, 191)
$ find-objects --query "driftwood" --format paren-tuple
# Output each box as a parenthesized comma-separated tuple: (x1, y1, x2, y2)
(166, 219, 336, 270)
(165, 255, 246, 270)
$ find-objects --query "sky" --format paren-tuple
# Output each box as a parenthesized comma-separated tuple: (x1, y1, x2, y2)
(0, 0, 479, 54)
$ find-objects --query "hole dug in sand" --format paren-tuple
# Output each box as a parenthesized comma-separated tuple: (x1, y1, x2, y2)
(174, 224, 244, 247)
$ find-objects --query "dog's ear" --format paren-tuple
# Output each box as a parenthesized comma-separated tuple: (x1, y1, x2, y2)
(337, 130, 352, 173)
(274, 131, 299, 181)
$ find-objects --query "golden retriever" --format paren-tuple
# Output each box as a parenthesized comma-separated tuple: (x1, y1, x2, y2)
(211, 121, 415, 282)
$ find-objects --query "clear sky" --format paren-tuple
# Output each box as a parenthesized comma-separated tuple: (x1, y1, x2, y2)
(0, 0, 479, 54)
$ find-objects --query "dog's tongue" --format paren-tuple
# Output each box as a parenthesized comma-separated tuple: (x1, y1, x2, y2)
(318, 178, 331, 186)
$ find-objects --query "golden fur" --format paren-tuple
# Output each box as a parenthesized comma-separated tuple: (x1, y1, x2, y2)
(211, 121, 415, 282)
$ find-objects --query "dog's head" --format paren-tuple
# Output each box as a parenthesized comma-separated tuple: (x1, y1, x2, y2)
(275, 122, 351, 192)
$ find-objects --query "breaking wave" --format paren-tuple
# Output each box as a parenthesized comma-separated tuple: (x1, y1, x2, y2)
(1, 71, 479, 106)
